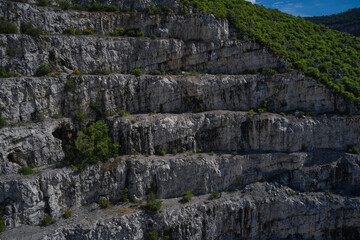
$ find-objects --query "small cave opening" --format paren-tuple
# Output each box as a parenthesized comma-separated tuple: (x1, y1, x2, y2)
(52, 124, 75, 150)
(7, 150, 27, 166)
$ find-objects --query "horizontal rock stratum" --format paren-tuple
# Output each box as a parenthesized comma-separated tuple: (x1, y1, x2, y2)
(1, 0, 360, 239)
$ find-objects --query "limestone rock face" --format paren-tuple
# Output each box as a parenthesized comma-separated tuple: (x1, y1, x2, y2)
(2, 182, 360, 240)
(0, 1, 228, 41)
(0, 34, 286, 76)
(1, 0, 360, 239)
(1, 73, 357, 125)
(0, 119, 73, 174)
(109, 111, 360, 154)
(1, 152, 360, 228)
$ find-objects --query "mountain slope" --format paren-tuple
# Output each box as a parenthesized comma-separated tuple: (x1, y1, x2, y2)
(178, 0, 360, 107)
(306, 8, 360, 37)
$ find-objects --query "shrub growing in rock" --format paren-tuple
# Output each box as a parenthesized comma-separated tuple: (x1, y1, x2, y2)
(65, 121, 119, 166)
(88, 3, 119, 12)
(63, 28, 82, 35)
(93, 68, 111, 75)
(145, 231, 159, 240)
(325, 190, 333, 198)
(63, 209, 72, 219)
(0, 21, 18, 34)
(208, 190, 221, 200)
(132, 68, 142, 76)
(74, 110, 86, 122)
(35, 63, 52, 76)
(99, 197, 110, 208)
(90, 103, 100, 112)
(119, 188, 130, 203)
(0, 67, 12, 78)
(182, 190, 194, 203)
(0, 117, 7, 128)
(110, 28, 125, 37)
(39, 215, 55, 226)
(82, 28, 93, 35)
(142, 192, 162, 212)
(347, 146, 360, 154)
(0, 206, 5, 232)
(37, 0, 49, 6)
(64, 79, 76, 92)
(21, 23, 43, 37)
(18, 166, 33, 175)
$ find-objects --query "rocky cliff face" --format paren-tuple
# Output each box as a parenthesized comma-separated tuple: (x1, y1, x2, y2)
(1, 0, 360, 239)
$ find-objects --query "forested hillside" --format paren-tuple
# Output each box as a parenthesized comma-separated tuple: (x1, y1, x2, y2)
(306, 8, 360, 37)
(178, 0, 360, 107)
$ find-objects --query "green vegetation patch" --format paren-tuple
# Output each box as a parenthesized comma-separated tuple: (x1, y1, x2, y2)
(177, 0, 360, 107)
(306, 8, 360, 27)
(0, 21, 18, 34)
(39, 215, 55, 226)
(88, 3, 119, 12)
(18, 166, 34, 175)
(35, 63, 52, 77)
(0, 206, 5, 233)
(65, 120, 119, 167)
(142, 192, 162, 212)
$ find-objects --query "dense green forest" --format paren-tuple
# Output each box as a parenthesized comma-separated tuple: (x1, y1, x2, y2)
(306, 8, 360, 26)
(178, 0, 360, 107)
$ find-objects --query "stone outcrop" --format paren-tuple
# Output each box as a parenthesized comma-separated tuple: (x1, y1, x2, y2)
(109, 111, 360, 154)
(0, 34, 286, 76)
(0, 119, 73, 174)
(0, 1, 228, 41)
(2, 182, 360, 240)
(1, 73, 357, 124)
(1, 0, 360, 239)
(1, 151, 360, 228)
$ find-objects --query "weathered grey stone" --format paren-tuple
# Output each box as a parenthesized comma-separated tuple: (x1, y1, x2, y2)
(109, 111, 360, 154)
(0, 1, 228, 41)
(1, 151, 360, 228)
(0, 34, 286, 76)
(0, 119, 73, 174)
(1, 73, 357, 124)
(2, 182, 360, 240)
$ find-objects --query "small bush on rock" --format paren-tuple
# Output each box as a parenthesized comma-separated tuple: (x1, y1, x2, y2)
(182, 190, 194, 203)
(145, 230, 159, 240)
(0, 67, 12, 78)
(119, 188, 130, 203)
(63, 28, 82, 35)
(99, 197, 110, 208)
(35, 63, 52, 77)
(93, 68, 111, 75)
(63, 209, 72, 219)
(0, 117, 7, 128)
(142, 192, 162, 212)
(37, 0, 49, 6)
(347, 146, 360, 154)
(325, 190, 333, 198)
(21, 23, 43, 37)
(0, 206, 5, 232)
(110, 28, 125, 37)
(88, 3, 119, 12)
(65, 121, 119, 166)
(64, 79, 76, 92)
(18, 166, 33, 175)
(39, 215, 55, 226)
(74, 110, 85, 122)
(208, 190, 221, 200)
(132, 68, 142, 76)
(0, 21, 18, 34)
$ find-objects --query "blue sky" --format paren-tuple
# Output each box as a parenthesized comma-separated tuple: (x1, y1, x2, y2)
(246, 0, 360, 17)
